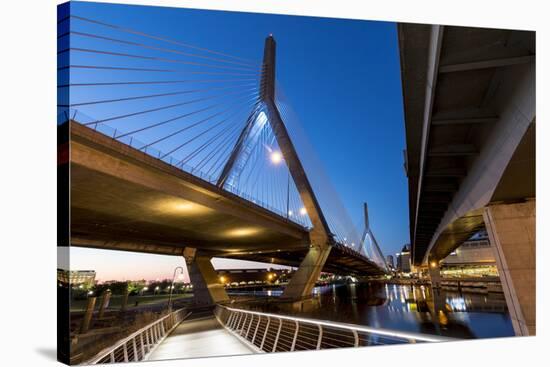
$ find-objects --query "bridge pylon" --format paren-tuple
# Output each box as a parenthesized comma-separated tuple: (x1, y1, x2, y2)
(183, 247, 229, 306)
(218, 35, 334, 301)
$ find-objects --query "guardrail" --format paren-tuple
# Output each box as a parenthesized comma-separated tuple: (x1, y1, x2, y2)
(86, 308, 190, 364)
(215, 305, 450, 352)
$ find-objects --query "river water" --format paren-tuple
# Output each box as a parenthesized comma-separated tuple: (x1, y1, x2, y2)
(232, 282, 515, 339)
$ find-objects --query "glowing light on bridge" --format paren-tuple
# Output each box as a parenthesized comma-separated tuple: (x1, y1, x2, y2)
(155, 199, 211, 215)
(225, 227, 262, 237)
(299, 207, 307, 216)
(270, 150, 283, 164)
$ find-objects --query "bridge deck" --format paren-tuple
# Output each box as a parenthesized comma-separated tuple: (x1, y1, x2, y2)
(148, 315, 254, 361)
(68, 121, 386, 275)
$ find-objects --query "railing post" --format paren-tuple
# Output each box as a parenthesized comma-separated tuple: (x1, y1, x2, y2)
(245, 314, 254, 339)
(317, 324, 323, 350)
(123, 343, 129, 363)
(227, 312, 234, 328)
(251, 315, 262, 344)
(109, 351, 115, 363)
(272, 318, 282, 353)
(132, 338, 139, 361)
(239, 313, 247, 334)
(260, 317, 271, 351)
(352, 330, 359, 347)
(290, 320, 299, 351)
(140, 333, 146, 358)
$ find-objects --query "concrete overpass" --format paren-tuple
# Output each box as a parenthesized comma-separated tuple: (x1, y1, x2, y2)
(399, 24, 535, 335)
(66, 120, 384, 305)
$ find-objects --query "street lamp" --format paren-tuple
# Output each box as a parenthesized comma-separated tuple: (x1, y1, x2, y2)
(168, 266, 184, 310)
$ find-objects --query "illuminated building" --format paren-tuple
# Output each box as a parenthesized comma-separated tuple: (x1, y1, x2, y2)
(440, 233, 499, 278)
(386, 255, 395, 270)
(215, 268, 289, 286)
(396, 244, 411, 273)
(57, 269, 96, 287)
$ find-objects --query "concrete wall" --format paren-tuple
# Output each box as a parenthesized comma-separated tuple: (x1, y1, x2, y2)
(483, 200, 536, 335)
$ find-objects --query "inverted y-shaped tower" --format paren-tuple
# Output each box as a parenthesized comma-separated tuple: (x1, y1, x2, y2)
(218, 35, 334, 300)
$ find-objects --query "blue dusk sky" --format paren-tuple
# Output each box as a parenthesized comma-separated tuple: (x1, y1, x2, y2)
(64, 1, 409, 282)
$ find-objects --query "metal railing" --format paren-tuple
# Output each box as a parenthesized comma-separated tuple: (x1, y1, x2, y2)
(86, 308, 190, 364)
(215, 305, 451, 352)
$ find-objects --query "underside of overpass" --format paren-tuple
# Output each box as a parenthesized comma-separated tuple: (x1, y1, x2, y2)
(69, 121, 384, 277)
(399, 24, 535, 265)
(399, 23, 535, 336)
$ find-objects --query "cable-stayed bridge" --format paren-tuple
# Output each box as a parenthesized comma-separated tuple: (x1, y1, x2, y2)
(58, 13, 388, 304)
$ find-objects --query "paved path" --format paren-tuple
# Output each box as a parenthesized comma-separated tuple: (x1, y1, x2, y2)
(147, 315, 255, 361)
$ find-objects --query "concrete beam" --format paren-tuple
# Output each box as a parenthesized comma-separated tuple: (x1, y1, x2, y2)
(428, 144, 478, 157)
(422, 182, 458, 193)
(412, 24, 445, 257)
(439, 55, 535, 73)
(432, 116, 498, 126)
(424, 167, 466, 177)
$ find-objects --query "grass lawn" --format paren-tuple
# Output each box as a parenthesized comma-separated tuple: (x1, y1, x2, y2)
(70, 293, 192, 312)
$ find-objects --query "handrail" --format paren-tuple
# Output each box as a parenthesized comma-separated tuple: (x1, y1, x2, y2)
(215, 304, 452, 353)
(86, 308, 190, 364)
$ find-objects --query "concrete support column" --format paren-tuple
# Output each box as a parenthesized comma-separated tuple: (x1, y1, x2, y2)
(120, 288, 130, 312)
(428, 263, 442, 288)
(98, 290, 111, 318)
(183, 247, 229, 306)
(80, 296, 96, 334)
(483, 200, 536, 336)
(281, 245, 332, 301)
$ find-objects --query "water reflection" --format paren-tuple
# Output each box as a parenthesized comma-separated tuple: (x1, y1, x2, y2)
(240, 283, 515, 339)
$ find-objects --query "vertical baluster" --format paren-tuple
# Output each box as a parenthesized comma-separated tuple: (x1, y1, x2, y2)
(123, 343, 129, 363)
(251, 315, 262, 344)
(140, 333, 146, 358)
(352, 330, 359, 347)
(109, 351, 115, 363)
(272, 318, 282, 353)
(317, 324, 323, 350)
(146, 327, 151, 351)
(227, 312, 235, 328)
(245, 314, 254, 339)
(239, 313, 247, 334)
(260, 317, 271, 351)
(235, 312, 243, 331)
(132, 338, 139, 361)
(290, 320, 299, 351)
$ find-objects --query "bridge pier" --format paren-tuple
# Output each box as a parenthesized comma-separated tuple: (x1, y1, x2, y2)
(483, 200, 536, 336)
(281, 245, 331, 302)
(428, 262, 442, 288)
(184, 248, 229, 306)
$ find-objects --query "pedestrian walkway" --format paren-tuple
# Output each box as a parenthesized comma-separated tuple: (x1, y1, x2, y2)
(147, 315, 255, 361)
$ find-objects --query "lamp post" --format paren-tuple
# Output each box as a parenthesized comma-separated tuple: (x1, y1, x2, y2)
(168, 266, 184, 310)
